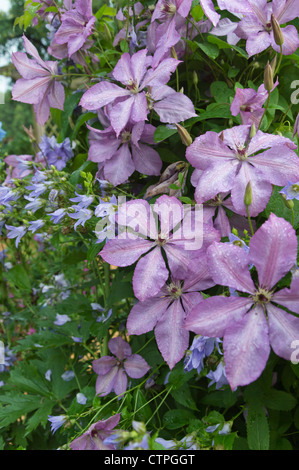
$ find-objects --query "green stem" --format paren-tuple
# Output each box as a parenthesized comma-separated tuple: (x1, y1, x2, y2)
(246, 205, 254, 237)
(257, 92, 270, 132)
(275, 45, 283, 76)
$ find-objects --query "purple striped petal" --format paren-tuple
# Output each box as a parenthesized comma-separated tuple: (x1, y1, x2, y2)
(223, 305, 270, 390)
(155, 299, 190, 369)
(113, 368, 128, 396)
(124, 354, 150, 378)
(194, 160, 238, 204)
(100, 235, 155, 267)
(267, 302, 299, 361)
(95, 366, 118, 396)
(127, 295, 170, 335)
(103, 142, 135, 185)
(207, 242, 256, 294)
(108, 337, 132, 360)
(153, 91, 197, 123)
(272, 278, 299, 314)
(185, 296, 253, 338)
(92, 356, 117, 375)
(133, 247, 169, 301)
(80, 82, 130, 111)
(249, 213, 297, 290)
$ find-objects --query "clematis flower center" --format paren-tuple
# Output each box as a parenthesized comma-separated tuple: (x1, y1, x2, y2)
(161, 1, 177, 15)
(240, 105, 252, 113)
(156, 235, 167, 246)
(265, 22, 272, 32)
(167, 282, 182, 299)
(121, 131, 131, 143)
(237, 145, 248, 161)
(291, 184, 299, 193)
(127, 80, 139, 94)
(252, 288, 272, 305)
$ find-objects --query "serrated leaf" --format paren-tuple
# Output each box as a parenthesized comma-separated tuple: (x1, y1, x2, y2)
(24, 399, 54, 435)
(163, 409, 195, 430)
(263, 390, 297, 411)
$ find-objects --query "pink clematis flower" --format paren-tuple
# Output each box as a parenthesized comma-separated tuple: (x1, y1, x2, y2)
(12, 35, 65, 125)
(53, 0, 95, 57)
(92, 337, 150, 397)
(69, 414, 121, 450)
(87, 120, 162, 186)
(234, 0, 299, 56)
(230, 83, 278, 127)
(186, 124, 299, 217)
(100, 195, 220, 301)
(127, 258, 215, 369)
(80, 49, 196, 136)
(185, 213, 299, 390)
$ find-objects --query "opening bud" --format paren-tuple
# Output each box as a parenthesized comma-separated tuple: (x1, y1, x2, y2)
(175, 123, 192, 146)
(244, 181, 252, 207)
(280, 193, 294, 210)
(271, 14, 284, 46)
(264, 61, 274, 92)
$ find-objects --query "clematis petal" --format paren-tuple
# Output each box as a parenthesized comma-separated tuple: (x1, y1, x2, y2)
(127, 295, 170, 335)
(267, 302, 299, 361)
(80, 81, 130, 111)
(116, 199, 158, 239)
(155, 299, 190, 369)
(124, 354, 150, 378)
(272, 25, 299, 56)
(249, 213, 297, 290)
(185, 296, 253, 338)
(223, 305, 270, 390)
(231, 161, 273, 217)
(272, 278, 299, 314)
(133, 247, 169, 301)
(108, 337, 132, 360)
(103, 143, 135, 185)
(132, 143, 162, 176)
(186, 131, 236, 170)
(92, 356, 117, 375)
(153, 91, 197, 123)
(100, 235, 155, 267)
(95, 366, 118, 396)
(207, 242, 256, 293)
(113, 369, 128, 396)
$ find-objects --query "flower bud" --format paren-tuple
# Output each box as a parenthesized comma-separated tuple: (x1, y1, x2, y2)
(264, 61, 274, 92)
(171, 46, 178, 60)
(250, 123, 256, 139)
(244, 181, 252, 207)
(271, 14, 284, 46)
(175, 123, 193, 146)
(193, 71, 198, 86)
(280, 193, 294, 210)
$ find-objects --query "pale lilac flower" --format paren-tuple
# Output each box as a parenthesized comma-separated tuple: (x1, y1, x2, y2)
(234, 0, 299, 56)
(39, 135, 73, 170)
(49, 208, 67, 224)
(24, 196, 44, 213)
(71, 336, 83, 343)
(26, 182, 50, 199)
(185, 214, 299, 390)
(206, 421, 231, 434)
(100, 196, 219, 301)
(12, 36, 65, 125)
(28, 220, 45, 233)
(53, 0, 95, 57)
(152, 0, 219, 27)
(92, 337, 150, 397)
(227, 233, 250, 255)
(45, 369, 52, 381)
(69, 414, 121, 450)
(5, 225, 27, 248)
(206, 362, 229, 389)
(4, 154, 33, 181)
(186, 124, 299, 216)
(76, 393, 87, 405)
(184, 335, 222, 374)
(96, 309, 112, 323)
(280, 181, 299, 200)
(80, 49, 196, 136)
(69, 192, 94, 209)
(61, 370, 75, 381)
(54, 313, 71, 326)
(230, 84, 276, 127)
(48, 415, 67, 434)
(88, 121, 162, 186)
(67, 206, 93, 231)
(127, 265, 215, 369)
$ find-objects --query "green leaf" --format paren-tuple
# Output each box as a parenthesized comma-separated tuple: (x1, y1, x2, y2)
(72, 112, 97, 139)
(244, 384, 270, 450)
(195, 41, 219, 60)
(0, 394, 41, 429)
(154, 125, 177, 143)
(24, 399, 55, 435)
(59, 92, 83, 141)
(4, 265, 31, 291)
(207, 35, 248, 58)
(171, 385, 198, 411)
(201, 389, 238, 408)
(264, 390, 297, 411)
(210, 81, 234, 103)
(163, 409, 195, 430)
